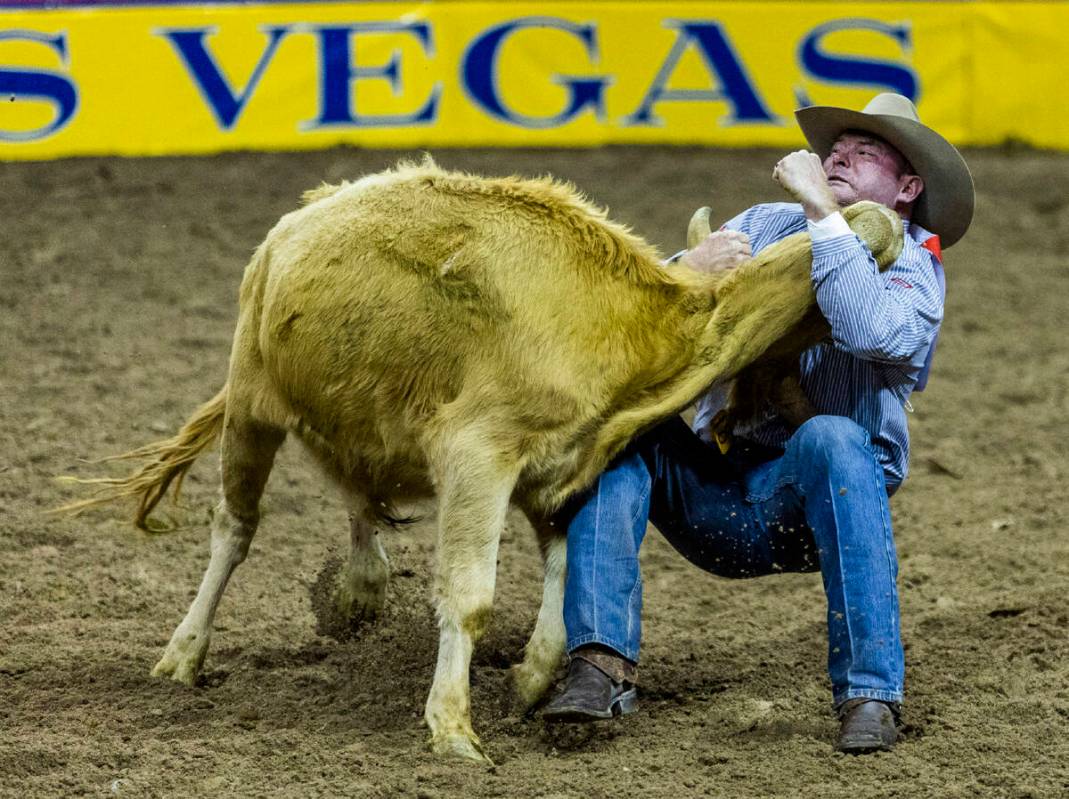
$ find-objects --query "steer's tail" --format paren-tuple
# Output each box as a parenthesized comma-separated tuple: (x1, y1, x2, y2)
(57, 385, 228, 530)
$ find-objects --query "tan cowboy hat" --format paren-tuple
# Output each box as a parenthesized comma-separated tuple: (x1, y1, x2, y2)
(795, 93, 974, 248)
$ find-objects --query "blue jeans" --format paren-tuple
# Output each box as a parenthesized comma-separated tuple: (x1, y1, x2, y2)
(560, 414, 903, 708)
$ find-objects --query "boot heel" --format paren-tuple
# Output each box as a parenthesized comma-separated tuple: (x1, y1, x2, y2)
(612, 687, 638, 717)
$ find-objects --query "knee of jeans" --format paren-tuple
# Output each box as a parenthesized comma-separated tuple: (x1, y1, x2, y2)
(789, 415, 869, 467)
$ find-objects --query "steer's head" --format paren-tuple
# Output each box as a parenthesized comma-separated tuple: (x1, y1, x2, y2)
(686, 200, 902, 269)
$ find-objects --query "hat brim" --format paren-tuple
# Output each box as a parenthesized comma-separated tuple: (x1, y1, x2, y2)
(795, 106, 974, 248)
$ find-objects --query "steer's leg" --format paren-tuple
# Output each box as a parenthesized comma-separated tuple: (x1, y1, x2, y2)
(424, 424, 522, 764)
(332, 496, 390, 627)
(511, 517, 568, 711)
(152, 414, 285, 685)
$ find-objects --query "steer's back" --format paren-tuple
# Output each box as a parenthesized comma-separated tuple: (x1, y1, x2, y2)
(233, 160, 699, 510)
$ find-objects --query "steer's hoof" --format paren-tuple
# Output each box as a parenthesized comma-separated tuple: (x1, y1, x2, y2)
(150, 655, 199, 686)
(332, 574, 386, 627)
(151, 631, 207, 686)
(310, 555, 387, 641)
(510, 662, 554, 713)
(430, 731, 494, 766)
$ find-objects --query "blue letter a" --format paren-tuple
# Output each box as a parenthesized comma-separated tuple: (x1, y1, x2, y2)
(625, 21, 776, 126)
(159, 26, 290, 130)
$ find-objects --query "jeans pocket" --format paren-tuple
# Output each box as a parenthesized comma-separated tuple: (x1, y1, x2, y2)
(629, 480, 652, 527)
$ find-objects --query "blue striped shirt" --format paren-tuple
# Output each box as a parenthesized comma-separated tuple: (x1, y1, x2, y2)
(691, 203, 944, 489)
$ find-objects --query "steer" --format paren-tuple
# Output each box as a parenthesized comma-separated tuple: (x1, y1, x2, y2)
(62, 157, 901, 763)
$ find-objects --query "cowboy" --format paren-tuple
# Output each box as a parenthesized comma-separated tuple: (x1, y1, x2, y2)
(543, 93, 974, 753)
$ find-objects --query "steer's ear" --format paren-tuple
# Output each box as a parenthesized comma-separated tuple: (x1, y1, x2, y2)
(687, 206, 713, 250)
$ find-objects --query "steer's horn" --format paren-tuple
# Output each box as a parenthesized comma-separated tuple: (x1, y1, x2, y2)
(687, 206, 713, 250)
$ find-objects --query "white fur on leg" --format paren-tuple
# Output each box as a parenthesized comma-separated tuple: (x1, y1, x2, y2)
(423, 448, 516, 764)
(425, 563, 498, 764)
(420, 418, 526, 764)
(152, 500, 254, 685)
(425, 614, 490, 763)
(511, 535, 567, 709)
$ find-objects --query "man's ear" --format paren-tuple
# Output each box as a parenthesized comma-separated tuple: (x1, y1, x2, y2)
(898, 174, 924, 205)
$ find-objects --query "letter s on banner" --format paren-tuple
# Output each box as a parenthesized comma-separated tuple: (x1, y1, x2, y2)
(463, 17, 607, 129)
(797, 18, 918, 102)
(0, 30, 78, 142)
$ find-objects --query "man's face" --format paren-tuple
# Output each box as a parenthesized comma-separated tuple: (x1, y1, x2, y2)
(822, 132, 919, 209)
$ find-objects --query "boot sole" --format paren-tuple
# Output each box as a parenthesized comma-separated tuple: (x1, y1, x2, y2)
(838, 736, 896, 754)
(543, 687, 638, 724)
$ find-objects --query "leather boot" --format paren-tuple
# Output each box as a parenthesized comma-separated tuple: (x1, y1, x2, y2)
(542, 647, 637, 723)
(837, 698, 899, 753)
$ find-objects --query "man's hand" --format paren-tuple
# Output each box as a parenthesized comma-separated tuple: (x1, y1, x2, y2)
(773, 150, 840, 222)
(680, 229, 751, 274)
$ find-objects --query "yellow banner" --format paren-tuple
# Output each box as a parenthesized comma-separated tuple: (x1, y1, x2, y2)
(1, 1, 1066, 159)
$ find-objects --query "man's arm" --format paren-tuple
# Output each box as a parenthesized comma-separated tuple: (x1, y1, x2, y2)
(773, 151, 942, 363)
(808, 228, 942, 363)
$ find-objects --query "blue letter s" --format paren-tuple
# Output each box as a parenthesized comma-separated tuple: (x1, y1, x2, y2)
(0, 30, 78, 142)
(798, 19, 918, 102)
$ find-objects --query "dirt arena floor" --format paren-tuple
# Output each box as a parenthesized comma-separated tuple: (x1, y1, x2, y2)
(3, 144, 1067, 798)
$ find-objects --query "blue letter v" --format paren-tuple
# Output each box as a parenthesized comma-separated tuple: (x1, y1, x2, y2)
(159, 26, 290, 130)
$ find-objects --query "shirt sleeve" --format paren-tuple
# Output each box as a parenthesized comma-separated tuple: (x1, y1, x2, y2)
(692, 380, 731, 440)
(722, 202, 814, 251)
(810, 228, 943, 364)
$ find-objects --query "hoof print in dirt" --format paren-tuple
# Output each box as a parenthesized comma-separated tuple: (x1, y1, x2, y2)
(310, 554, 385, 641)
(196, 669, 230, 689)
(542, 720, 600, 751)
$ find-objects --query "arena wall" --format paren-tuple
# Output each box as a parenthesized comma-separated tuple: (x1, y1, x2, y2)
(0, 1, 1064, 159)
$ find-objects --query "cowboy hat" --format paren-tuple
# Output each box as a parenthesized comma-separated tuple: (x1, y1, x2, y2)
(795, 93, 974, 248)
